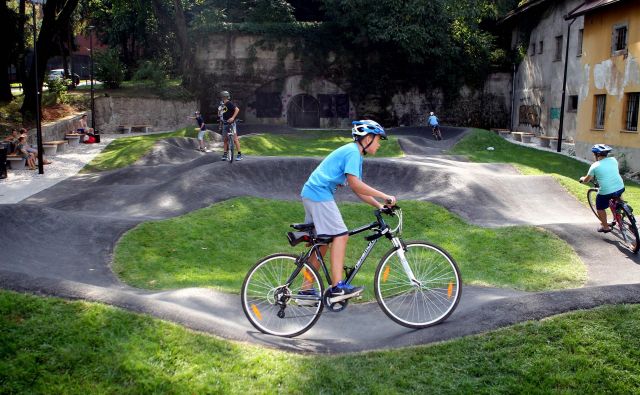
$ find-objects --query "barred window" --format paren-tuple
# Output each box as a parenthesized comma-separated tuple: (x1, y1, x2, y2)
(554, 35, 563, 61)
(625, 93, 639, 131)
(594, 95, 606, 129)
(612, 24, 628, 54)
(577, 29, 583, 56)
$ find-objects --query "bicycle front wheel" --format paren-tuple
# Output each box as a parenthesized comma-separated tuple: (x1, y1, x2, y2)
(241, 253, 324, 337)
(587, 188, 599, 218)
(374, 241, 461, 328)
(228, 135, 235, 163)
(619, 208, 640, 254)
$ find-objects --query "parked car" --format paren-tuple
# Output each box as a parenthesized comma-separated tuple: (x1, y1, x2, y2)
(47, 69, 81, 87)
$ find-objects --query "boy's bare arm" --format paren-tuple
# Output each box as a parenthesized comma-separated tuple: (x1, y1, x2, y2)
(347, 174, 396, 205)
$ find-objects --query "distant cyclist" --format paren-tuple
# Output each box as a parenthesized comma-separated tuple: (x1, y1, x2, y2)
(579, 144, 625, 233)
(299, 120, 396, 304)
(427, 111, 442, 140)
(219, 91, 243, 161)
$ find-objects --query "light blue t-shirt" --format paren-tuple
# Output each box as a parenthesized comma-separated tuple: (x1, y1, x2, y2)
(587, 157, 624, 195)
(301, 143, 363, 202)
(428, 115, 439, 126)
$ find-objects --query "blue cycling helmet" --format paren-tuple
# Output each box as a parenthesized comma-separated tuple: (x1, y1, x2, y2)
(351, 120, 387, 141)
(591, 144, 612, 155)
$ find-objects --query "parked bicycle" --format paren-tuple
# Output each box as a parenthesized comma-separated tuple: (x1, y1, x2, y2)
(585, 180, 639, 253)
(241, 205, 462, 337)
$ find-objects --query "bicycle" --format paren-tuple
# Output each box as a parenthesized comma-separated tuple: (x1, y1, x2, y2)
(241, 205, 462, 337)
(431, 125, 442, 141)
(585, 181, 639, 253)
(219, 120, 238, 163)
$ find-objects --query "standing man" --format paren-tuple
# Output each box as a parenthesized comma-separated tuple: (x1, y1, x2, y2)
(189, 111, 207, 152)
(219, 90, 243, 161)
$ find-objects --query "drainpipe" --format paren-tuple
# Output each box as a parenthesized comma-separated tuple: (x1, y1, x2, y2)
(511, 63, 516, 131)
(557, 17, 576, 152)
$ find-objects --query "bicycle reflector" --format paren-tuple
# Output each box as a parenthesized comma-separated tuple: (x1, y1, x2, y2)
(383, 266, 391, 283)
(448, 282, 454, 299)
(251, 304, 263, 321)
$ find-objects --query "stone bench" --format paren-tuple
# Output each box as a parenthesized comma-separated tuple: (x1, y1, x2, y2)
(511, 132, 535, 143)
(42, 144, 58, 156)
(118, 125, 153, 134)
(44, 140, 68, 153)
(538, 136, 564, 148)
(490, 128, 511, 136)
(65, 133, 82, 147)
(6, 154, 26, 170)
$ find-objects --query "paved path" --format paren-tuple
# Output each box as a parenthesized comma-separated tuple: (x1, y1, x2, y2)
(2, 126, 640, 353)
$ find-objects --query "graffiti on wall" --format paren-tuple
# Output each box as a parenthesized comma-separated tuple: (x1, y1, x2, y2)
(518, 105, 541, 127)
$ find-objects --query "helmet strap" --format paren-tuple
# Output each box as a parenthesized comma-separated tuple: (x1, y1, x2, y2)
(358, 135, 374, 155)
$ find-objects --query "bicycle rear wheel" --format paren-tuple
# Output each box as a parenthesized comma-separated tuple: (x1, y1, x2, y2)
(619, 207, 640, 254)
(374, 241, 461, 328)
(587, 188, 599, 218)
(241, 253, 324, 337)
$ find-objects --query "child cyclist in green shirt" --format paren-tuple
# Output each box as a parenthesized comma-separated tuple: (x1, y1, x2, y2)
(579, 144, 625, 233)
(299, 120, 396, 305)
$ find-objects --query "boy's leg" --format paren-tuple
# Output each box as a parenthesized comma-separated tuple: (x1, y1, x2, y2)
(330, 234, 349, 286)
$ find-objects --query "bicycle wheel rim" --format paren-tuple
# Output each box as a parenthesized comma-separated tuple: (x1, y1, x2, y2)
(375, 242, 461, 328)
(587, 189, 599, 219)
(241, 254, 324, 337)
(620, 210, 640, 253)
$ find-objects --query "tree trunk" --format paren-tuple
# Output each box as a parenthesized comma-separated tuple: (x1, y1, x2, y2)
(20, 0, 79, 118)
(16, 0, 26, 86)
(172, 0, 191, 79)
(0, 0, 16, 102)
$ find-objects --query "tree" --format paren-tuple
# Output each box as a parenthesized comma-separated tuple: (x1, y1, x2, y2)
(0, 0, 19, 102)
(20, 0, 80, 117)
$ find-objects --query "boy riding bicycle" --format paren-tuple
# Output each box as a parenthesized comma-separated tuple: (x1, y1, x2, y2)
(300, 120, 396, 303)
(427, 112, 442, 140)
(219, 90, 243, 161)
(579, 144, 625, 233)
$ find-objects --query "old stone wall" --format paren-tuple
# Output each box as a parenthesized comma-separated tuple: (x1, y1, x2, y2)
(389, 73, 512, 128)
(94, 97, 198, 133)
(25, 113, 89, 145)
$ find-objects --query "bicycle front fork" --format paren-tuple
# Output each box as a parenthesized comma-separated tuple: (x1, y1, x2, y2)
(391, 238, 421, 287)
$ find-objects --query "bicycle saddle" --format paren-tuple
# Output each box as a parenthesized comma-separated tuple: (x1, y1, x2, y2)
(290, 223, 314, 231)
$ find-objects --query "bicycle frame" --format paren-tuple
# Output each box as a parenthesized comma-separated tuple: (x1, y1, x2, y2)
(283, 209, 418, 297)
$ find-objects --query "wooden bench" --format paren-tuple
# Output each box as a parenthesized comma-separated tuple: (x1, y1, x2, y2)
(511, 132, 535, 143)
(117, 125, 132, 133)
(6, 154, 26, 170)
(44, 140, 68, 153)
(65, 133, 82, 147)
(490, 128, 511, 136)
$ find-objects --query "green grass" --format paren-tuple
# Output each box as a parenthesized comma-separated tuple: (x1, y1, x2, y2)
(81, 128, 198, 172)
(114, 197, 585, 295)
(450, 129, 640, 210)
(2, 290, 640, 393)
(240, 130, 403, 157)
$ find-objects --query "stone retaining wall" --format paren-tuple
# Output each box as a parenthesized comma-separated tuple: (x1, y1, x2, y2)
(94, 97, 198, 133)
(26, 113, 89, 145)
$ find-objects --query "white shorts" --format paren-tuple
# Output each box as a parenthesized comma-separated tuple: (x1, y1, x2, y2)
(302, 198, 348, 237)
(197, 129, 206, 141)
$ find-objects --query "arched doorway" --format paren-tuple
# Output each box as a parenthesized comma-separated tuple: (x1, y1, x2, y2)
(287, 94, 320, 128)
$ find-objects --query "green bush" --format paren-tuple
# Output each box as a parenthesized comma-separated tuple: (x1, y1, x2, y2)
(45, 76, 69, 104)
(94, 49, 126, 89)
(132, 61, 167, 88)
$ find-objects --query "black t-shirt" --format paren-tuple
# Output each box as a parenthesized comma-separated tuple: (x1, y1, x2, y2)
(221, 101, 237, 121)
(196, 115, 205, 129)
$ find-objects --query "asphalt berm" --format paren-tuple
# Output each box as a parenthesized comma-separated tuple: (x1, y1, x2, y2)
(2, 126, 640, 353)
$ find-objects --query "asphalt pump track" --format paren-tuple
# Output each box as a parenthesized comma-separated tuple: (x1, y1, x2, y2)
(2, 127, 640, 354)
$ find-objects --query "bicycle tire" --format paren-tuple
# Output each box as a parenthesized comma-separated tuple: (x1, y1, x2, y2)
(374, 241, 461, 328)
(228, 134, 235, 163)
(241, 253, 324, 337)
(587, 188, 599, 218)
(619, 207, 640, 254)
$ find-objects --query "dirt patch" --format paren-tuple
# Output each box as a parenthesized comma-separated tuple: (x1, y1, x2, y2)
(41, 103, 81, 122)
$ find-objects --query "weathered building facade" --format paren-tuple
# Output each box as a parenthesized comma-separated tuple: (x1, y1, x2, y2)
(195, 34, 512, 129)
(569, 0, 640, 169)
(501, 0, 585, 141)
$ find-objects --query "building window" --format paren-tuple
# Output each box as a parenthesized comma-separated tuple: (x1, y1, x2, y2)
(625, 93, 639, 131)
(594, 94, 606, 129)
(568, 95, 578, 112)
(554, 35, 563, 61)
(612, 24, 628, 54)
(531, 43, 536, 56)
(539, 41, 543, 54)
(577, 29, 583, 56)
